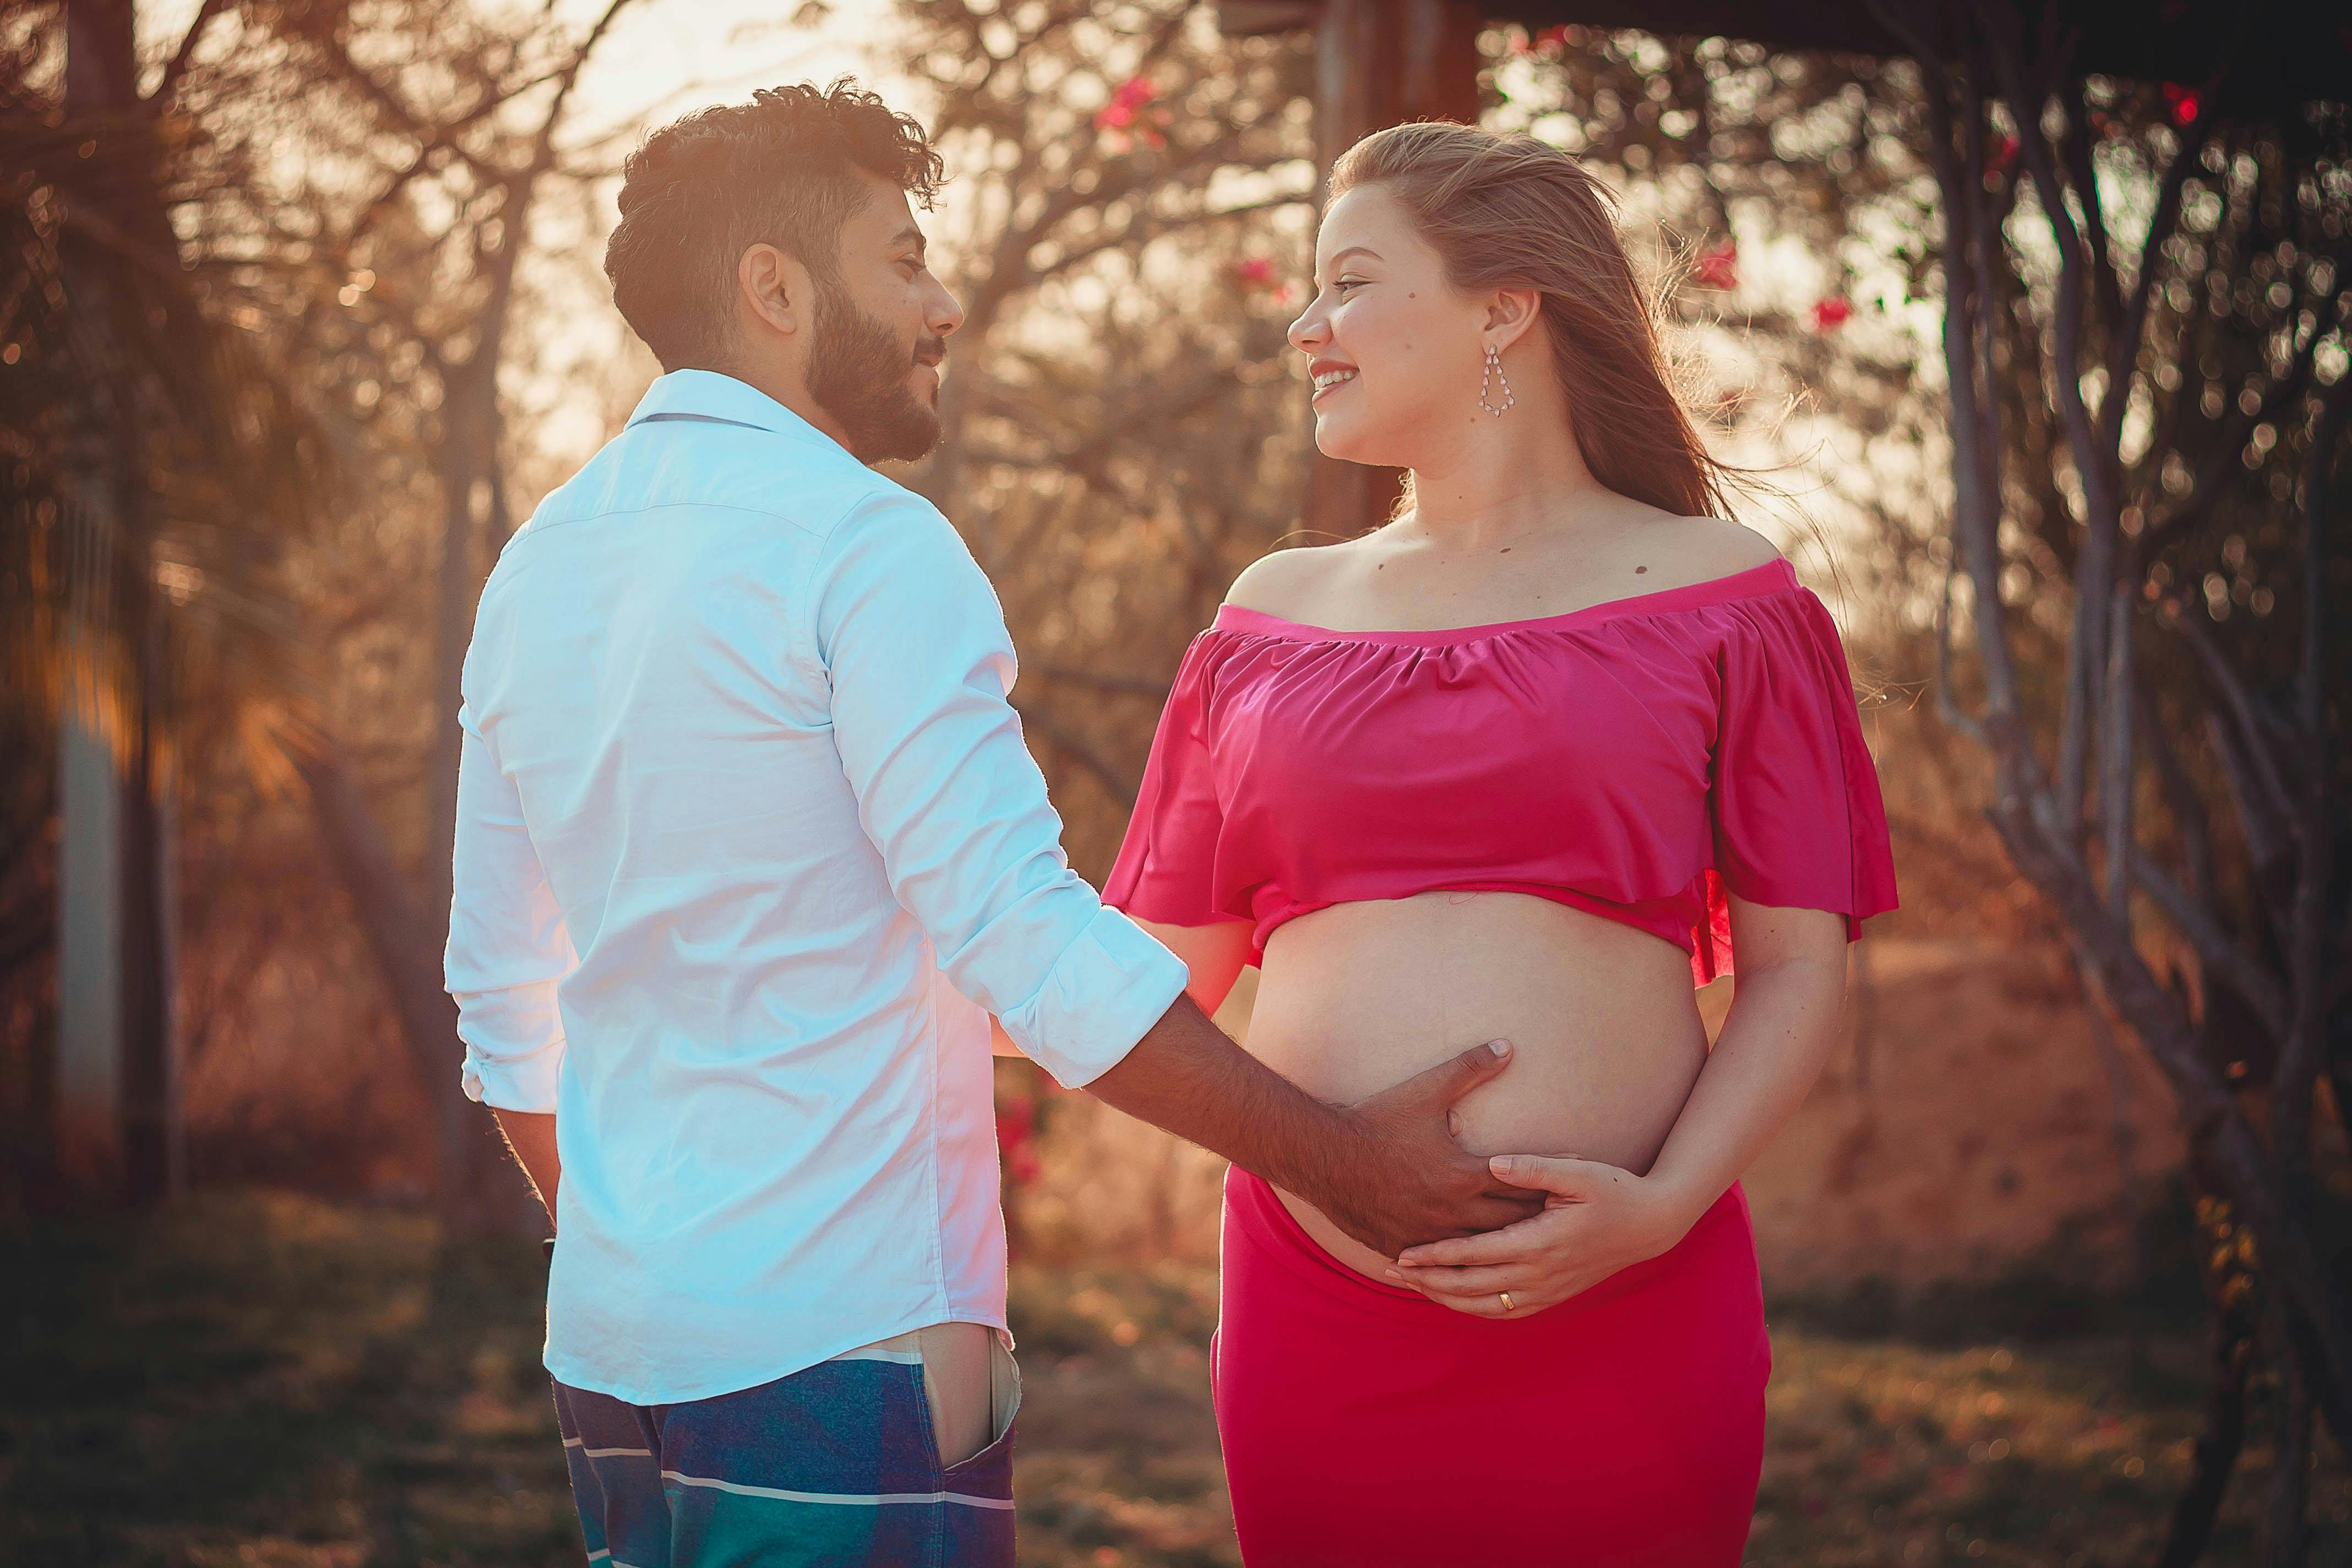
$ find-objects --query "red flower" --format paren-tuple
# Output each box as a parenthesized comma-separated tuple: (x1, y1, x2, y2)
(1988, 134, 2018, 173)
(1692, 239, 1737, 291)
(1234, 257, 1276, 287)
(2162, 83, 2199, 125)
(996, 1098, 1042, 1186)
(1811, 296, 1853, 331)
(1094, 75, 1159, 132)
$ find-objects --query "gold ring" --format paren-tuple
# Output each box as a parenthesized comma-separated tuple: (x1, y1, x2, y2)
(1498, 1291, 1516, 1313)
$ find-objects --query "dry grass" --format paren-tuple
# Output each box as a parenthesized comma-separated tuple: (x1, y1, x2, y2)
(3, 1190, 2344, 1566)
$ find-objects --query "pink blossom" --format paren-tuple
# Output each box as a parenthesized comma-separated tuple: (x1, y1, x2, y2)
(1692, 239, 1738, 291)
(1811, 296, 1853, 331)
(1096, 77, 1168, 143)
(996, 1099, 1041, 1185)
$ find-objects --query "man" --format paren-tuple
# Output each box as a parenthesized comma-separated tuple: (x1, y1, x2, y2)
(444, 80, 1536, 1567)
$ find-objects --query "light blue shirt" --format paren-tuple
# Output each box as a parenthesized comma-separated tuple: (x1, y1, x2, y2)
(444, 369, 1189, 1405)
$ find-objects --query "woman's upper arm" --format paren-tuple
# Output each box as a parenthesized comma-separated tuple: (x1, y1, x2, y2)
(1721, 890, 1848, 987)
(1135, 916, 1254, 1016)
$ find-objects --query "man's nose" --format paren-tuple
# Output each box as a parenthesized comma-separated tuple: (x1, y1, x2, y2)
(928, 278, 965, 337)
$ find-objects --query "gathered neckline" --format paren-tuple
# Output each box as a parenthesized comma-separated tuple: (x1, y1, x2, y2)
(1209, 554, 1799, 647)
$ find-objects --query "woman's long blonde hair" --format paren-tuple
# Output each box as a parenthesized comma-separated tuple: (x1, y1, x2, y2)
(1329, 121, 1746, 523)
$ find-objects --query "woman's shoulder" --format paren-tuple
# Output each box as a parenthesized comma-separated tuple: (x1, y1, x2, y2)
(1641, 515, 1787, 581)
(1219, 537, 1371, 622)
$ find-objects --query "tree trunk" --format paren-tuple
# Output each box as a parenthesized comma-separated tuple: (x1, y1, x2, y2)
(299, 744, 536, 1232)
(1302, 0, 1480, 541)
(2159, 1298, 2252, 1566)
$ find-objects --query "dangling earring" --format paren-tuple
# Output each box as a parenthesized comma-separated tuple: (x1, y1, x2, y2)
(1478, 341, 1514, 417)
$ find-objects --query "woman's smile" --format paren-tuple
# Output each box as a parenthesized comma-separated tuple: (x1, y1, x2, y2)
(1309, 360, 1359, 403)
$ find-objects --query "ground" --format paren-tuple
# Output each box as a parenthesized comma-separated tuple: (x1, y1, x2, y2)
(2, 1190, 2344, 1566)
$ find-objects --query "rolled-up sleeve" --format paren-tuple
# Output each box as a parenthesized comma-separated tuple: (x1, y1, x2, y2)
(809, 493, 1188, 1088)
(444, 698, 577, 1113)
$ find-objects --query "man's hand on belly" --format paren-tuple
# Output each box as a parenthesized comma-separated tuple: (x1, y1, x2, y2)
(1323, 1042, 1549, 1255)
(1085, 996, 1543, 1260)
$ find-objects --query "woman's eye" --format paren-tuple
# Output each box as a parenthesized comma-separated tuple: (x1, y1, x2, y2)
(1333, 279, 1365, 293)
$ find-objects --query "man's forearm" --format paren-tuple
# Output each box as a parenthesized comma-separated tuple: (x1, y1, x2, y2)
(1082, 993, 1355, 1205)
(1081, 994, 1535, 1258)
(490, 1108, 561, 1227)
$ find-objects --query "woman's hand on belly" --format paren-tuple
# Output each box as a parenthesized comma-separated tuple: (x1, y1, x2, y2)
(1386, 1153, 1694, 1317)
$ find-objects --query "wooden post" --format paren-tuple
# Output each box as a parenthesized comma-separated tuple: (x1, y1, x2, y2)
(1303, 0, 1484, 542)
(57, 0, 181, 1205)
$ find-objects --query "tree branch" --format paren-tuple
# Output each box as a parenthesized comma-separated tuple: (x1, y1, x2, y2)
(2127, 842, 2289, 1039)
(2104, 112, 2213, 453)
(147, 0, 235, 110)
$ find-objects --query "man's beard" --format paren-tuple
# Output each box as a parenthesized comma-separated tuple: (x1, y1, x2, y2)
(807, 280, 943, 464)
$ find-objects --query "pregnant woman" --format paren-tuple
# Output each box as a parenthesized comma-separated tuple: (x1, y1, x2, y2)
(1100, 122, 1899, 1566)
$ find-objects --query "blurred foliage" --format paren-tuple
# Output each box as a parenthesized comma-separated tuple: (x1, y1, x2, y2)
(1, 0, 640, 1212)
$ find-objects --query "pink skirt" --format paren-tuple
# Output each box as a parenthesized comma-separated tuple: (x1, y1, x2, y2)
(1212, 1164, 1770, 1566)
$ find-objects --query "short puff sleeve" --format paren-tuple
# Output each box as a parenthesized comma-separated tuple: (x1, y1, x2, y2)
(1102, 632, 1242, 932)
(1692, 589, 1899, 984)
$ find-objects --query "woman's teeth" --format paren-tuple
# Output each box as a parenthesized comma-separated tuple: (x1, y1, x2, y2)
(1313, 368, 1357, 393)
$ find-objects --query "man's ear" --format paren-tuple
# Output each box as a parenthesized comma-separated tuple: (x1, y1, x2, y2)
(738, 243, 807, 340)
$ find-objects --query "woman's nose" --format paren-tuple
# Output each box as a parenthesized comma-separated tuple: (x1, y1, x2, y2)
(1287, 306, 1325, 353)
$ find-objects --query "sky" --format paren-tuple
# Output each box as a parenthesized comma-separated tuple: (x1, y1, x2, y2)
(554, 0, 900, 153)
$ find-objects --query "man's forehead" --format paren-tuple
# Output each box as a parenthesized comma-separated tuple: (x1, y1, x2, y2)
(845, 172, 918, 240)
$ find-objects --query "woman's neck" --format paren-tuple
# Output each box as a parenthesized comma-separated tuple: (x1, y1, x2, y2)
(1398, 405, 1611, 554)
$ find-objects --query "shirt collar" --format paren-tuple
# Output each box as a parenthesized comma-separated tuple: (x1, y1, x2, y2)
(623, 369, 840, 452)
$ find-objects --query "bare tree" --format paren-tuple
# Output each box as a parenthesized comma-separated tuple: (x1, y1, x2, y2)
(886, 0, 1321, 861)
(1866, 2, 2350, 1556)
(1, 1, 330, 1205)
(172, 0, 638, 1227)
(3, 0, 636, 1225)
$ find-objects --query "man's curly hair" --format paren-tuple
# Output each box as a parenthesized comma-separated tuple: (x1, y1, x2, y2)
(605, 79, 945, 372)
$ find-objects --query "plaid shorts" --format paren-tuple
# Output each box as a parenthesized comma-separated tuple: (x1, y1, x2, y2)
(551, 1332, 1019, 1567)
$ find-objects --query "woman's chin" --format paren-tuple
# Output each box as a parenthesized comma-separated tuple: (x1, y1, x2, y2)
(1310, 415, 1396, 467)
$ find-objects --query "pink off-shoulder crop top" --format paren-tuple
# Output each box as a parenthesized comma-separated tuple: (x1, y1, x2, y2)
(1100, 554, 1900, 987)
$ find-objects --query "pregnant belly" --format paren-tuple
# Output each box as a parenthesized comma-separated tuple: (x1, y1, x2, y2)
(1246, 890, 1711, 1280)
